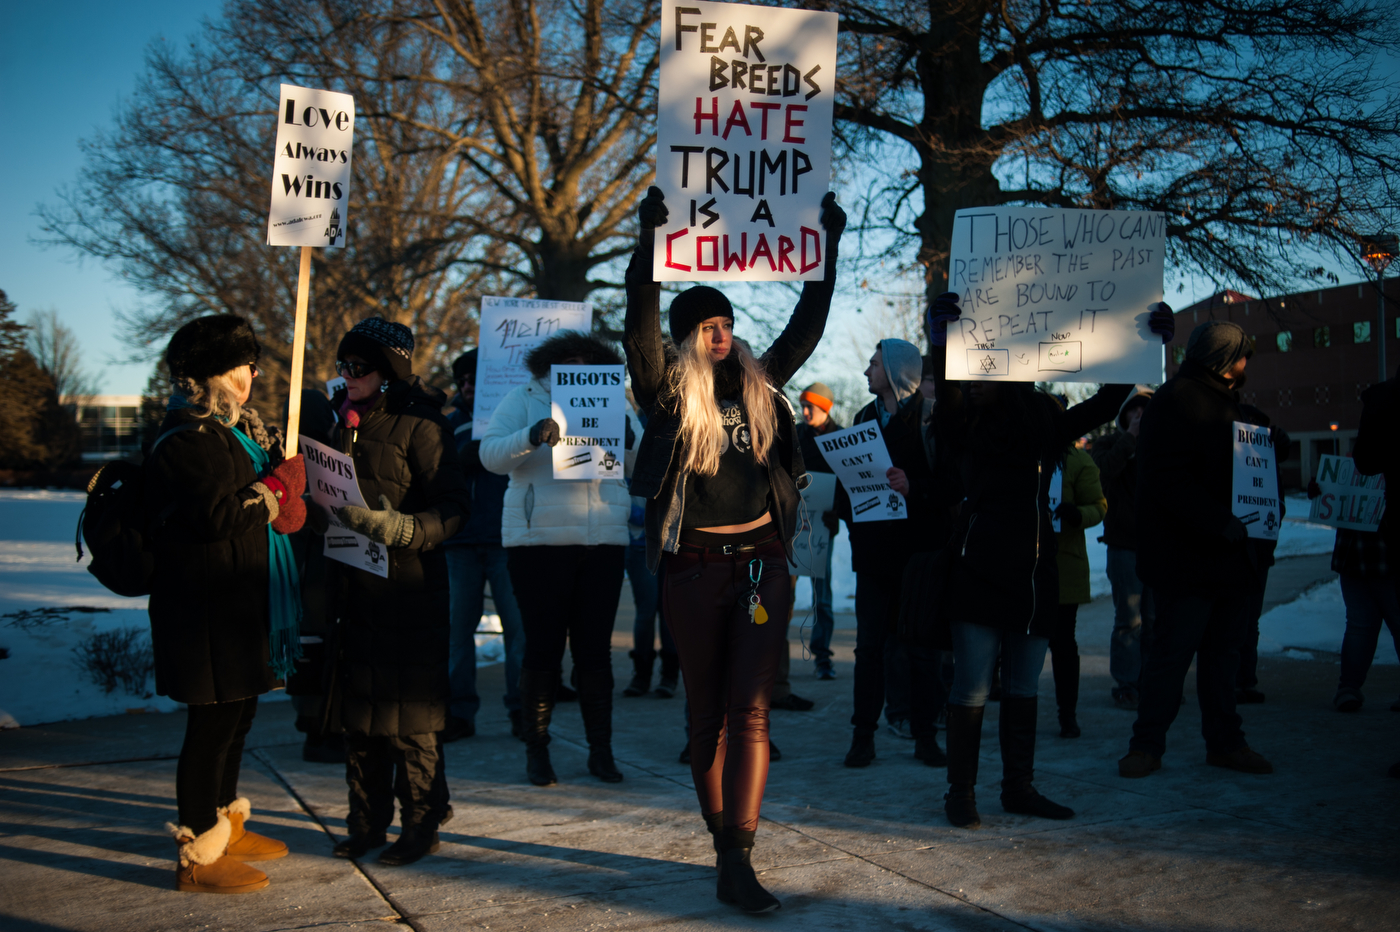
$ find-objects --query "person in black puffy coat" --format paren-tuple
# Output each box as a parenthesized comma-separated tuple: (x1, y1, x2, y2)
(319, 316, 471, 867)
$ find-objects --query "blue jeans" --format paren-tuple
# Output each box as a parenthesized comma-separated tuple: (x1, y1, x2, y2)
(1338, 575, 1400, 692)
(446, 545, 525, 721)
(949, 622, 1049, 707)
(627, 545, 674, 656)
(1106, 546, 1154, 692)
(805, 544, 836, 667)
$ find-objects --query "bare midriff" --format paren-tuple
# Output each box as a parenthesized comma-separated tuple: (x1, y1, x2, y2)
(693, 512, 773, 535)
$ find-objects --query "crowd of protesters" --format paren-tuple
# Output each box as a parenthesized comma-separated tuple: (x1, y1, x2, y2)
(136, 189, 1398, 908)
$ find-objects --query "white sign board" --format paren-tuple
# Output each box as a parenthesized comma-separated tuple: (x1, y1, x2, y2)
(325, 376, 346, 397)
(788, 472, 836, 577)
(654, 0, 837, 282)
(267, 84, 355, 247)
(472, 297, 592, 431)
(1047, 466, 1064, 533)
(301, 436, 390, 578)
(549, 365, 627, 480)
(1309, 454, 1387, 531)
(818, 423, 906, 523)
(1232, 422, 1280, 541)
(946, 207, 1166, 382)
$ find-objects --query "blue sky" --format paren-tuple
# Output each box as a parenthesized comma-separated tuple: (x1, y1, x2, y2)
(0, 0, 224, 395)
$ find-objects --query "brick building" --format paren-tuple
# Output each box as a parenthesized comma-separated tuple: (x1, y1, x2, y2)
(1165, 278, 1396, 489)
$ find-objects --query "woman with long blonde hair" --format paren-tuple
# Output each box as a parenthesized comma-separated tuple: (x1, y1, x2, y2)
(623, 186, 845, 913)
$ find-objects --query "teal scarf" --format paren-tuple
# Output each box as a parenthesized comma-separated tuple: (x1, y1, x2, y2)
(168, 397, 302, 679)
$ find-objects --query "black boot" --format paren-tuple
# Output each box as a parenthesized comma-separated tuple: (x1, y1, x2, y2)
(577, 667, 623, 783)
(378, 825, 440, 866)
(944, 703, 984, 828)
(999, 696, 1074, 820)
(654, 650, 680, 698)
(623, 649, 654, 697)
(702, 811, 724, 868)
(333, 831, 387, 859)
(1053, 652, 1082, 738)
(520, 668, 559, 786)
(716, 827, 780, 913)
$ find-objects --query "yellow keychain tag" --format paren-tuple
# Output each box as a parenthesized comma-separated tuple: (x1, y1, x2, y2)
(752, 600, 768, 625)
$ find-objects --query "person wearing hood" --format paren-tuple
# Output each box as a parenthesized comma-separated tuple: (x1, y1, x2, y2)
(835, 338, 949, 770)
(320, 317, 472, 867)
(623, 185, 845, 914)
(1090, 386, 1155, 709)
(1120, 320, 1274, 779)
(925, 294, 1174, 829)
(479, 330, 642, 789)
(442, 349, 527, 743)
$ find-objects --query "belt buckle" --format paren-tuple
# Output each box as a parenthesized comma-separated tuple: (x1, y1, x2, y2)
(722, 544, 736, 555)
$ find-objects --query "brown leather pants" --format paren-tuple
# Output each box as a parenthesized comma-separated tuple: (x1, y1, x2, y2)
(662, 532, 791, 832)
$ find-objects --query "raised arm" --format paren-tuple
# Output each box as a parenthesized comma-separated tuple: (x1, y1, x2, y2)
(623, 188, 670, 411)
(760, 193, 846, 386)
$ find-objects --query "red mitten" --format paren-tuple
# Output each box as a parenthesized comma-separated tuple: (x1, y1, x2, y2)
(270, 454, 306, 498)
(272, 493, 306, 535)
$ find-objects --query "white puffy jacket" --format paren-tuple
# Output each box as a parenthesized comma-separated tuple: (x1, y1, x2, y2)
(479, 378, 640, 548)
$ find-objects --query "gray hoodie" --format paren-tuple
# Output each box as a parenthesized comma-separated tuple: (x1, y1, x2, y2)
(879, 338, 923, 407)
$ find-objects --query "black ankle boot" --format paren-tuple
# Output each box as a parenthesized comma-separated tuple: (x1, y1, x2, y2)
(716, 828, 780, 913)
(944, 703, 984, 828)
(333, 831, 387, 858)
(577, 667, 622, 783)
(378, 825, 440, 866)
(999, 696, 1074, 820)
(520, 668, 559, 786)
(623, 650, 655, 697)
(654, 650, 680, 698)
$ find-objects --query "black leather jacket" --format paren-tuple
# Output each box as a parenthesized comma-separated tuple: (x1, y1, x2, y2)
(623, 228, 839, 572)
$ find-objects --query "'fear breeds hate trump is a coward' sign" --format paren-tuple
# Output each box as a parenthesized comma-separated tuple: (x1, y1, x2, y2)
(266, 84, 355, 248)
(654, 0, 837, 282)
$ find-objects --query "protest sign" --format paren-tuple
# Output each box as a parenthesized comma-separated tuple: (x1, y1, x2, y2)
(1047, 466, 1064, 532)
(946, 206, 1166, 383)
(1232, 422, 1280, 541)
(267, 84, 355, 248)
(818, 423, 905, 523)
(549, 365, 628, 480)
(1309, 455, 1387, 531)
(301, 436, 389, 578)
(654, 0, 838, 282)
(788, 472, 836, 577)
(325, 376, 346, 397)
(472, 297, 592, 431)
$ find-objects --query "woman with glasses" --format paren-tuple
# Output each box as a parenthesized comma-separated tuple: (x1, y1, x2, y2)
(147, 315, 306, 893)
(319, 317, 471, 867)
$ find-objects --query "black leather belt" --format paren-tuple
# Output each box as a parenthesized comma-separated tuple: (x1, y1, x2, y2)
(677, 532, 779, 555)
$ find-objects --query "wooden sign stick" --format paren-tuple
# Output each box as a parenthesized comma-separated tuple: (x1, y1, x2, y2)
(284, 245, 313, 457)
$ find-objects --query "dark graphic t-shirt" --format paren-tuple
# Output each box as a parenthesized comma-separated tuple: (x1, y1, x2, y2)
(681, 400, 771, 528)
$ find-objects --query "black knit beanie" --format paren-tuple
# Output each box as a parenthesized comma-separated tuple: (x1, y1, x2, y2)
(165, 315, 260, 383)
(668, 286, 734, 344)
(1185, 320, 1253, 377)
(337, 316, 415, 381)
(452, 348, 478, 384)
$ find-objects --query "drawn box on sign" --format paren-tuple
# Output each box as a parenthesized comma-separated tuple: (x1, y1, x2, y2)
(966, 348, 1010, 377)
(853, 496, 882, 516)
(1039, 341, 1082, 373)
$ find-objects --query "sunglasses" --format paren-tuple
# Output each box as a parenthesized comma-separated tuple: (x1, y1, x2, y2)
(247, 362, 260, 378)
(336, 359, 377, 379)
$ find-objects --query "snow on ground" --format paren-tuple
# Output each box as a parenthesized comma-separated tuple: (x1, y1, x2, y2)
(1259, 579, 1399, 664)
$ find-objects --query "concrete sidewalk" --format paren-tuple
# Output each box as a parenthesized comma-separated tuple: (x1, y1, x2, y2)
(2, 555, 1397, 932)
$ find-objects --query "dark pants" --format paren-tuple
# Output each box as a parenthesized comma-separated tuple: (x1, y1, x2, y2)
(1236, 565, 1271, 689)
(1339, 574, 1400, 691)
(852, 568, 918, 735)
(1130, 584, 1254, 758)
(345, 732, 449, 834)
(177, 697, 258, 834)
(627, 544, 675, 656)
(663, 536, 791, 833)
(1048, 602, 1080, 718)
(508, 545, 626, 675)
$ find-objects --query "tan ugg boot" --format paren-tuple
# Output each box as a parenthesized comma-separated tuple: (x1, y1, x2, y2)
(168, 814, 270, 894)
(220, 798, 289, 862)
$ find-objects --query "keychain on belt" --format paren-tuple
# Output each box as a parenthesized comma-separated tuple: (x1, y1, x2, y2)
(746, 558, 768, 625)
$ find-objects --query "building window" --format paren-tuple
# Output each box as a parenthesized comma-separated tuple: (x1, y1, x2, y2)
(1315, 385, 1330, 405)
(1276, 331, 1292, 352)
(1172, 346, 1186, 364)
(1354, 321, 1372, 343)
(1314, 326, 1330, 348)
(1277, 388, 1293, 407)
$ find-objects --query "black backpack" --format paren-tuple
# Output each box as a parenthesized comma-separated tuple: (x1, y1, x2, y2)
(75, 423, 204, 597)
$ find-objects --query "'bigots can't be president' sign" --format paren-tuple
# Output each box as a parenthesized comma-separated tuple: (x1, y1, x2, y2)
(549, 366, 627, 480)
(654, 0, 837, 282)
(947, 206, 1166, 383)
(267, 84, 355, 247)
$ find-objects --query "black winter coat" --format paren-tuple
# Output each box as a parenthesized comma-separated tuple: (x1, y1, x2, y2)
(1135, 361, 1256, 595)
(796, 418, 842, 473)
(1092, 430, 1140, 550)
(145, 410, 278, 705)
(623, 228, 838, 572)
(834, 398, 947, 575)
(1353, 377, 1400, 552)
(330, 377, 471, 737)
(928, 344, 1130, 635)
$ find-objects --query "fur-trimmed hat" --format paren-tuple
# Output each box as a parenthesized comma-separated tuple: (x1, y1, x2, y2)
(165, 315, 260, 383)
(667, 286, 733, 344)
(524, 330, 623, 378)
(338, 316, 415, 382)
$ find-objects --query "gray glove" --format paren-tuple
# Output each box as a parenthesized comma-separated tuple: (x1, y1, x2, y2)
(336, 494, 415, 547)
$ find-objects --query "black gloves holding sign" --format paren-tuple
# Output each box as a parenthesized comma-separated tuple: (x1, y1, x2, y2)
(639, 185, 847, 236)
(530, 418, 561, 447)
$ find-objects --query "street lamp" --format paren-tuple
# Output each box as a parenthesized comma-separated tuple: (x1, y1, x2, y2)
(1360, 233, 1397, 383)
